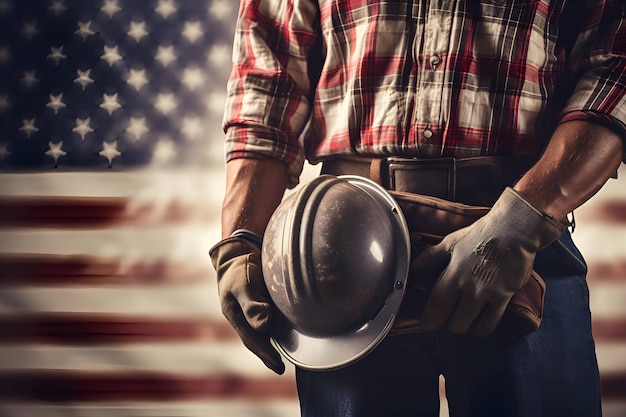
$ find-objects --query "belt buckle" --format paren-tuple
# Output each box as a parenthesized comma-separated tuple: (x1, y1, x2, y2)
(386, 157, 457, 200)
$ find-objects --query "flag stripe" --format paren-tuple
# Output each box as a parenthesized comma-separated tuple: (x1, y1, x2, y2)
(0, 254, 212, 286)
(0, 372, 297, 402)
(0, 197, 214, 228)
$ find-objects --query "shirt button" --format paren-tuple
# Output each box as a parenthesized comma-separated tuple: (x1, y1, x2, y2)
(422, 129, 433, 139)
(430, 54, 441, 68)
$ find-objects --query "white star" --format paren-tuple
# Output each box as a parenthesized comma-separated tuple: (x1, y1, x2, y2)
(152, 137, 176, 164)
(207, 91, 226, 116)
(48, 0, 67, 16)
(45, 141, 66, 165)
(182, 67, 205, 90)
(0, 142, 10, 159)
(127, 68, 148, 90)
(75, 21, 96, 41)
(208, 43, 231, 67)
(99, 140, 121, 164)
(0, 95, 10, 113)
(19, 118, 39, 138)
(0, 0, 11, 15)
(101, 0, 121, 18)
(0, 45, 10, 65)
(156, 0, 177, 18)
(47, 46, 67, 65)
(22, 70, 39, 89)
(154, 93, 177, 115)
(101, 45, 122, 66)
(126, 117, 148, 141)
(209, 0, 232, 20)
(181, 116, 203, 140)
(155, 45, 176, 67)
(72, 118, 94, 140)
(100, 93, 122, 115)
(74, 69, 94, 90)
(46, 93, 66, 114)
(128, 21, 148, 42)
(21, 21, 39, 40)
(182, 21, 203, 43)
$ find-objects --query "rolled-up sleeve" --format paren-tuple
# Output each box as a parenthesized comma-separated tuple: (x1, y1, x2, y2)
(560, 0, 626, 162)
(222, 0, 321, 186)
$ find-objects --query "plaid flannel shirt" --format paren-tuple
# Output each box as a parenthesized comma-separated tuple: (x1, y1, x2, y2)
(223, 0, 626, 185)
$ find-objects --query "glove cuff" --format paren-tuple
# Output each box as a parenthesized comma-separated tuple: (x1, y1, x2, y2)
(497, 187, 565, 249)
(209, 236, 260, 272)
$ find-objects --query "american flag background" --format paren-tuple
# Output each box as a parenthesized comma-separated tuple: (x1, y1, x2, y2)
(0, 1, 623, 416)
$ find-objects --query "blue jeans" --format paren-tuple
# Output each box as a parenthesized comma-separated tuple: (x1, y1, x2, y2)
(296, 232, 602, 417)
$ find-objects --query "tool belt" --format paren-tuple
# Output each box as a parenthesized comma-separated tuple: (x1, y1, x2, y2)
(322, 155, 545, 340)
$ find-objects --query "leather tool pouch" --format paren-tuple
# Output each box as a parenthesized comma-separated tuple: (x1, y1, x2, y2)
(388, 190, 546, 341)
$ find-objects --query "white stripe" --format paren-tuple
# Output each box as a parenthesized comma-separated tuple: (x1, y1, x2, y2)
(572, 225, 626, 262)
(0, 226, 221, 262)
(603, 402, 626, 417)
(0, 284, 222, 317)
(589, 282, 626, 319)
(595, 342, 626, 373)
(0, 343, 296, 377)
(0, 400, 301, 417)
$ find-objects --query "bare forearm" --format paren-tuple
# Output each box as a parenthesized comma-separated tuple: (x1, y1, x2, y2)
(221, 157, 290, 238)
(514, 120, 623, 220)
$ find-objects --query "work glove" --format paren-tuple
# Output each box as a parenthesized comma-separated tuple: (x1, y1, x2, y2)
(209, 237, 285, 374)
(412, 187, 564, 337)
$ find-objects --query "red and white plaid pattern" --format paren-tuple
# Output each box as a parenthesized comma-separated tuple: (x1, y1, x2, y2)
(223, 0, 626, 184)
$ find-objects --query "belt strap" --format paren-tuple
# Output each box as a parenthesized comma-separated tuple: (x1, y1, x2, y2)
(321, 156, 536, 206)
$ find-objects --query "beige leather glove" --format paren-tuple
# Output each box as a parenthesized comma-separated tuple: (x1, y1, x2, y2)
(412, 187, 564, 337)
(209, 237, 285, 374)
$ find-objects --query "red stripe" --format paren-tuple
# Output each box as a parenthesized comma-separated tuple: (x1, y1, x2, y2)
(587, 261, 626, 283)
(0, 196, 213, 228)
(0, 314, 235, 344)
(592, 319, 626, 342)
(576, 200, 626, 224)
(600, 373, 626, 401)
(0, 371, 297, 401)
(0, 254, 212, 286)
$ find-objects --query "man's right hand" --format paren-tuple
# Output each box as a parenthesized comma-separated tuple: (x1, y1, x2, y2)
(209, 236, 286, 375)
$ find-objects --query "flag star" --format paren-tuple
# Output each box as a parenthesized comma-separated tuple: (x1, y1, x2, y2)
(128, 21, 148, 42)
(45, 141, 67, 165)
(126, 117, 148, 141)
(101, 0, 122, 18)
(208, 43, 231, 67)
(182, 67, 205, 90)
(182, 21, 203, 43)
(46, 93, 66, 114)
(100, 93, 122, 115)
(0, 94, 10, 113)
(181, 117, 203, 140)
(48, 0, 67, 16)
(152, 137, 176, 164)
(22, 70, 39, 89)
(101, 45, 122, 66)
(21, 21, 39, 40)
(155, 0, 177, 19)
(74, 69, 94, 90)
(99, 140, 121, 164)
(19, 118, 39, 138)
(0, 142, 10, 159)
(47, 46, 67, 65)
(209, 0, 232, 20)
(0, 45, 10, 65)
(155, 45, 176, 67)
(154, 93, 177, 115)
(0, 0, 11, 15)
(127, 68, 148, 90)
(72, 118, 94, 140)
(75, 21, 96, 41)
